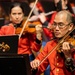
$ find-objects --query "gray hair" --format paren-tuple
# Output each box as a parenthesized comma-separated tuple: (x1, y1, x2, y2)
(56, 10, 74, 23)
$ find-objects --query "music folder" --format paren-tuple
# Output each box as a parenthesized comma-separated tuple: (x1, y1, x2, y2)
(0, 54, 31, 75)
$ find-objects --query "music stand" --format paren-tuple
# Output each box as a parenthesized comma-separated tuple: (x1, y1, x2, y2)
(0, 54, 31, 75)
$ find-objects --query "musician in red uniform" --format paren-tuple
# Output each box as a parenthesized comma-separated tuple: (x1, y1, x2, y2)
(31, 10, 75, 75)
(0, 2, 42, 61)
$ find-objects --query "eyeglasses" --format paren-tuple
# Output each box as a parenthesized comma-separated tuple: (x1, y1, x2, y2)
(52, 22, 71, 29)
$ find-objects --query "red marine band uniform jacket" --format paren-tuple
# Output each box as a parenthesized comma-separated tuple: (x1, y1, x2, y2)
(36, 40, 75, 75)
(0, 23, 41, 55)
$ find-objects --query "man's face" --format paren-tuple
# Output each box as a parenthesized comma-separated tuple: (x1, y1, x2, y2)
(53, 14, 72, 38)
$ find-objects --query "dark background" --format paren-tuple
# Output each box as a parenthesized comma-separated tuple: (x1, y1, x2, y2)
(0, 0, 75, 15)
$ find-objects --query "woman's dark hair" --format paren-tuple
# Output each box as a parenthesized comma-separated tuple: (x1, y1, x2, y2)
(9, 2, 25, 14)
(54, 0, 74, 14)
(66, 0, 74, 14)
(8, 2, 31, 16)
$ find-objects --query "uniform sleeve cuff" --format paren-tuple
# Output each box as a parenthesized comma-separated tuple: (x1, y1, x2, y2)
(43, 21, 48, 26)
(35, 38, 41, 44)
